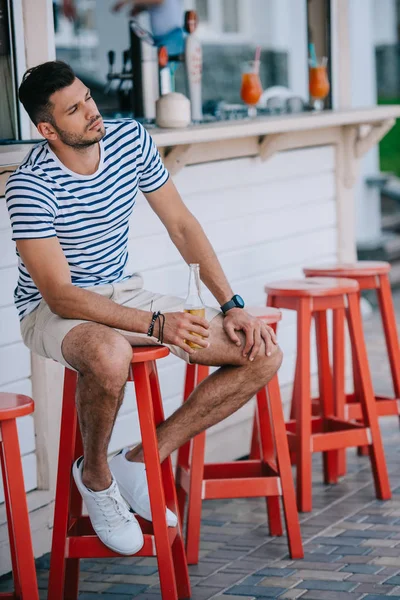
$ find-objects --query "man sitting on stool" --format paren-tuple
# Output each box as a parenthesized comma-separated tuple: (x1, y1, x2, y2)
(6, 61, 282, 555)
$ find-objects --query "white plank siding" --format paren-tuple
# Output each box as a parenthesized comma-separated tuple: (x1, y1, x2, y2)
(110, 145, 338, 460)
(0, 176, 37, 504)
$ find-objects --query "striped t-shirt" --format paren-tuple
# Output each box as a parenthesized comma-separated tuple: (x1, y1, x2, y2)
(6, 119, 169, 320)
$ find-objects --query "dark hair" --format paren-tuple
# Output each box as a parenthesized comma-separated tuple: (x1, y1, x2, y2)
(18, 61, 76, 125)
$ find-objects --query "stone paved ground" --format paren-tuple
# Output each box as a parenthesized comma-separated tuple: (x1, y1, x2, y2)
(2, 292, 400, 600)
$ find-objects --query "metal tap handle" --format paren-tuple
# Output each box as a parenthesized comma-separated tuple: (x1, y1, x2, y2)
(108, 50, 115, 74)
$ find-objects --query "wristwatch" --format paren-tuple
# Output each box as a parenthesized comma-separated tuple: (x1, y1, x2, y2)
(220, 294, 245, 314)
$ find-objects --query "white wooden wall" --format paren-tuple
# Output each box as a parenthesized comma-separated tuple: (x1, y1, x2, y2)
(110, 144, 338, 460)
(0, 197, 37, 503)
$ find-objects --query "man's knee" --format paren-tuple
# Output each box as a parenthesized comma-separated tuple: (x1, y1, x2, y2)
(250, 344, 283, 386)
(65, 324, 132, 394)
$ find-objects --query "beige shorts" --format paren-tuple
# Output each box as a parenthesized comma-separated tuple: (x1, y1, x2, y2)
(20, 274, 220, 370)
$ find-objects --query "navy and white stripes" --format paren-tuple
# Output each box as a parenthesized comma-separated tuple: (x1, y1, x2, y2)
(6, 119, 169, 320)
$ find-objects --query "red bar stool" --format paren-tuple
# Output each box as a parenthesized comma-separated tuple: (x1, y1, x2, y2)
(175, 307, 304, 566)
(303, 262, 400, 421)
(264, 277, 391, 513)
(0, 393, 39, 600)
(48, 347, 190, 600)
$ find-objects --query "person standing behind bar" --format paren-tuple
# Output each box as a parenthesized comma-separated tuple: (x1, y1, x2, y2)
(112, 0, 185, 55)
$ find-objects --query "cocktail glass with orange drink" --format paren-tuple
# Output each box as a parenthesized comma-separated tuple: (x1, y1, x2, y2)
(309, 57, 330, 111)
(240, 59, 263, 118)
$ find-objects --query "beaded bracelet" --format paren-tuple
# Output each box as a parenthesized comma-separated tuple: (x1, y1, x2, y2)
(147, 311, 166, 345)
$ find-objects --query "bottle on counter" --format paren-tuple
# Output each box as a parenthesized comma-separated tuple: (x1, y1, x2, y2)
(184, 263, 205, 349)
(184, 10, 203, 122)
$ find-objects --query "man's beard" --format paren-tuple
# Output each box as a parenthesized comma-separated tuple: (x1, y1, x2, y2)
(52, 118, 104, 149)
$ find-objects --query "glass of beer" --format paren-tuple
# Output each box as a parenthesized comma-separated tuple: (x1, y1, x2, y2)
(184, 263, 205, 349)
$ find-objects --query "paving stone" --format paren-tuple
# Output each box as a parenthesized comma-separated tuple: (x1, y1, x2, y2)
(382, 576, 400, 585)
(352, 584, 396, 594)
(255, 568, 296, 577)
(300, 593, 363, 600)
(340, 565, 381, 574)
(339, 529, 391, 539)
(296, 581, 357, 591)
(345, 575, 385, 583)
(334, 555, 374, 564)
(104, 583, 149, 596)
(257, 577, 301, 588)
(314, 537, 362, 547)
(289, 562, 341, 571)
(296, 553, 337, 563)
(190, 587, 222, 599)
(279, 589, 307, 599)
(371, 557, 400, 566)
(104, 565, 158, 576)
(294, 570, 350, 581)
(226, 584, 285, 597)
(102, 575, 159, 585)
(198, 572, 245, 588)
(330, 546, 371, 555)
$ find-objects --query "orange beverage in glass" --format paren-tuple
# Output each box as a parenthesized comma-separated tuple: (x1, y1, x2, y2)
(241, 60, 263, 117)
(309, 64, 330, 110)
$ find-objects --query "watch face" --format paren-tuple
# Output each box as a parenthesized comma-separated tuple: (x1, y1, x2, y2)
(233, 294, 245, 308)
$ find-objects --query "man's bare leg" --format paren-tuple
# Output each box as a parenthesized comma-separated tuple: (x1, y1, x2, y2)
(62, 322, 133, 491)
(126, 314, 283, 463)
(62, 315, 282, 487)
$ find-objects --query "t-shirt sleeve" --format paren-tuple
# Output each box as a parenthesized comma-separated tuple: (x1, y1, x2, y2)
(5, 171, 57, 240)
(137, 121, 169, 193)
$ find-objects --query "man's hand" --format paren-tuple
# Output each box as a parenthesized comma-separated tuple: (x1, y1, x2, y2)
(161, 312, 210, 355)
(223, 309, 278, 361)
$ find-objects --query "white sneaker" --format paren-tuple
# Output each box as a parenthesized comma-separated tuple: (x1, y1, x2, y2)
(110, 448, 178, 527)
(72, 457, 144, 555)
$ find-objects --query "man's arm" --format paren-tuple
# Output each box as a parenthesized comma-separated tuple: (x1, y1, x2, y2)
(16, 237, 153, 333)
(145, 178, 234, 306)
(16, 236, 210, 354)
(145, 178, 277, 359)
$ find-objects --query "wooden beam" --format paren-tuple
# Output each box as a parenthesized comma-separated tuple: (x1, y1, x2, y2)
(355, 119, 395, 159)
(163, 144, 192, 175)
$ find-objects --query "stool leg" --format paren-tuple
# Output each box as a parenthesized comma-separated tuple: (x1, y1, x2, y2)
(267, 376, 304, 559)
(249, 410, 261, 460)
(0, 420, 39, 600)
(175, 364, 196, 521)
(256, 386, 283, 536)
(315, 312, 338, 484)
(48, 369, 79, 600)
(185, 364, 209, 565)
(134, 362, 179, 600)
(0, 441, 21, 598)
(64, 421, 83, 600)
(296, 298, 313, 512)
(377, 274, 400, 398)
(346, 293, 391, 500)
(333, 307, 347, 476)
(148, 361, 191, 600)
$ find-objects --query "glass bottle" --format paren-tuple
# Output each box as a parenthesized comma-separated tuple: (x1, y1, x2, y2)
(184, 263, 205, 349)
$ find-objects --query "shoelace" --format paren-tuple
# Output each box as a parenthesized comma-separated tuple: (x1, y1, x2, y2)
(94, 483, 133, 530)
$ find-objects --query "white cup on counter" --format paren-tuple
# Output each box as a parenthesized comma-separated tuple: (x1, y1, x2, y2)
(156, 92, 191, 128)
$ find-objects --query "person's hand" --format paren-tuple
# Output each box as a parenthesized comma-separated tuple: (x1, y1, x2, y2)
(160, 312, 210, 355)
(223, 308, 278, 361)
(112, 0, 132, 12)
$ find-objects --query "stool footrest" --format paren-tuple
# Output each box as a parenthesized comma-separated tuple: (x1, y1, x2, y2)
(66, 515, 178, 558)
(0, 594, 15, 599)
(286, 417, 370, 452)
(178, 462, 282, 500)
(345, 395, 400, 420)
